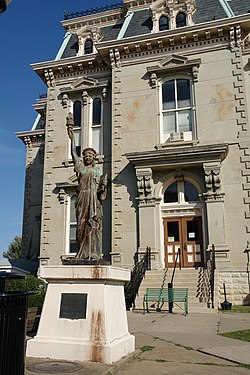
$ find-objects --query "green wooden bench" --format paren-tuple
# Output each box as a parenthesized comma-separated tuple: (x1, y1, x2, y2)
(143, 287, 188, 315)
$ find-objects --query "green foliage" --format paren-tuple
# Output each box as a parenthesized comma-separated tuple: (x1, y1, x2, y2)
(220, 329, 250, 342)
(3, 235, 22, 259)
(140, 345, 155, 353)
(5, 275, 46, 308)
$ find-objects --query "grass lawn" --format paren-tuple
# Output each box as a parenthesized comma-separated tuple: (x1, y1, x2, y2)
(220, 329, 250, 342)
(221, 305, 250, 313)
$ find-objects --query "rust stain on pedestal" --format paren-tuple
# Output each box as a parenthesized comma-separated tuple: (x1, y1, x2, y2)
(92, 266, 103, 279)
(90, 310, 105, 362)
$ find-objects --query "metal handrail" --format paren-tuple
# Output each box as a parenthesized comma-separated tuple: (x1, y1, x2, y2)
(124, 247, 151, 309)
(210, 244, 216, 309)
(168, 248, 181, 313)
(170, 248, 181, 286)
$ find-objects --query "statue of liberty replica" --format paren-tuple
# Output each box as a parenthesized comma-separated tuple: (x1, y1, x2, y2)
(66, 113, 108, 261)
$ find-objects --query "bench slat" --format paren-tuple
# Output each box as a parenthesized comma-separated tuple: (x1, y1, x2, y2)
(143, 287, 188, 315)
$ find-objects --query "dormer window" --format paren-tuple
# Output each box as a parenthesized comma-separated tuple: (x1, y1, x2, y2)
(159, 15, 169, 31)
(84, 39, 93, 54)
(176, 12, 186, 28)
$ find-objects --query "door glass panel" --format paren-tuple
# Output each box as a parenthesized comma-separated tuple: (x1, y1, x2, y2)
(187, 220, 199, 241)
(167, 221, 179, 242)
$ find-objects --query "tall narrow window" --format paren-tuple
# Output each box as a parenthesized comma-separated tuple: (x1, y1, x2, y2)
(84, 39, 93, 54)
(91, 97, 102, 154)
(159, 15, 169, 31)
(176, 12, 186, 28)
(73, 100, 82, 156)
(69, 195, 77, 254)
(162, 79, 192, 140)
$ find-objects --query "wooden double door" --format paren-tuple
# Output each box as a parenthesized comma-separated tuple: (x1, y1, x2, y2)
(163, 217, 203, 268)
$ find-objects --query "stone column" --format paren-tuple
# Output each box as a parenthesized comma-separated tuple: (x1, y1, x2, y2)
(203, 162, 230, 269)
(136, 168, 161, 269)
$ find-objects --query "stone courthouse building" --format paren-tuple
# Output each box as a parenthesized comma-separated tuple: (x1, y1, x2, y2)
(17, 0, 250, 308)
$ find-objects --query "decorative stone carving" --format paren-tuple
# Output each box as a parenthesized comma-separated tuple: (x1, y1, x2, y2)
(109, 48, 121, 68)
(203, 162, 225, 202)
(136, 168, 154, 202)
(44, 69, 55, 87)
(61, 93, 69, 109)
(150, 0, 196, 32)
(243, 32, 250, 50)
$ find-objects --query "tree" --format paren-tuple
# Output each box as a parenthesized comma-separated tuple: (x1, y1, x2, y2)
(3, 235, 22, 259)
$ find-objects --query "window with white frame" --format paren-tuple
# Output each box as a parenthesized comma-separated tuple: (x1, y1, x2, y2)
(69, 195, 77, 254)
(164, 180, 199, 204)
(159, 15, 169, 31)
(161, 78, 192, 142)
(90, 97, 103, 154)
(176, 12, 187, 28)
(73, 100, 83, 156)
(84, 38, 93, 54)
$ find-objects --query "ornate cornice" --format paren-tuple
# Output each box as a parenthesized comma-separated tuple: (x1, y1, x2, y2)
(16, 129, 45, 148)
(126, 143, 228, 169)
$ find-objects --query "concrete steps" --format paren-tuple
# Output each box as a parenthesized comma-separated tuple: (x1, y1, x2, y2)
(134, 268, 217, 313)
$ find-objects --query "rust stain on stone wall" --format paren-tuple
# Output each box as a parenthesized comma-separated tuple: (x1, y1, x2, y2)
(127, 100, 140, 123)
(215, 84, 234, 121)
(89, 310, 105, 362)
(92, 266, 103, 279)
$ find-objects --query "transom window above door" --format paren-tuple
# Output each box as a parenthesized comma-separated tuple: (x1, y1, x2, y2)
(161, 78, 192, 142)
(164, 180, 199, 203)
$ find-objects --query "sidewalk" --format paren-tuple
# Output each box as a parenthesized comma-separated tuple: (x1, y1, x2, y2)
(25, 311, 250, 374)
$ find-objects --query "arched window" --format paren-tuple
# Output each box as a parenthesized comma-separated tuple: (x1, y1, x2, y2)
(159, 15, 169, 31)
(69, 195, 77, 253)
(73, 100, 81, 127)
(84, 39, 93, 54)
(162, 78, 192, 139)
(91, 97, 102, 154)
(164, 182, 178, 203)
(73, 100, 82, 156)
(176, 12, 186, 28)
(184, 181, 199, 202)
(164, 180, 199, 203)
(93, 97, 101, 125)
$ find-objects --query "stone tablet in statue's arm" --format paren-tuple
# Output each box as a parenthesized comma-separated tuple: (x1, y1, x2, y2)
(97, 173, 108, 201)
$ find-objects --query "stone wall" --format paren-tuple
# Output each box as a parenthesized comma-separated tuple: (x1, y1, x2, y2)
(218, 271, 250, 306)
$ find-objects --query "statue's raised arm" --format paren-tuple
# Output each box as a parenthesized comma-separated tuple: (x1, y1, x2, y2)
(66, 113, 78, 166)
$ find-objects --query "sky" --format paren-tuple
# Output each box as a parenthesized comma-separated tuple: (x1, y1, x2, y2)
(0, 0, 114, 258)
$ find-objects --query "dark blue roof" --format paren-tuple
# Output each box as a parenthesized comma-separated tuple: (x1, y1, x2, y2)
(193, 0, 227, 23)
(60, 0, 250, 59)
(123, 9, 152, 38)
(228, 1, 250, 16)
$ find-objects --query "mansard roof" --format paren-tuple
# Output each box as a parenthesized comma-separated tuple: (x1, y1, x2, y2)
(60, 0, 250, 59)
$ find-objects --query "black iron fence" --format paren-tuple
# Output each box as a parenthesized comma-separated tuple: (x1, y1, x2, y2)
(64, 3, 123, 20)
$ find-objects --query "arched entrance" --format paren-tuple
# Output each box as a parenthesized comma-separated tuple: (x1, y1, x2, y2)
(162, 179, 204, 268)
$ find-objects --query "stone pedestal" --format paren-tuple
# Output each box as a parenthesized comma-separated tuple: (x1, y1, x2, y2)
(26, 265, 135, 364)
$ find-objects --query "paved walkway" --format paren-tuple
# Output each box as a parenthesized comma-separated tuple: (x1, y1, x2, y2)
(25, 311, 250, 374)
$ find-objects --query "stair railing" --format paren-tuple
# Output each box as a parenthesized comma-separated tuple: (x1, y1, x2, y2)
(208, 244, 216, 309)
(156, 268, 168, 312)
(168, 248, 181, 313)
(124, 246, 151, 309)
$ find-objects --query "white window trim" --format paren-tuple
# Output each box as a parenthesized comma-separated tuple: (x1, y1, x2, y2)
(89, 96, 103, 155)
(160, 76, 194, 144)
(66, 194, 77, 255)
